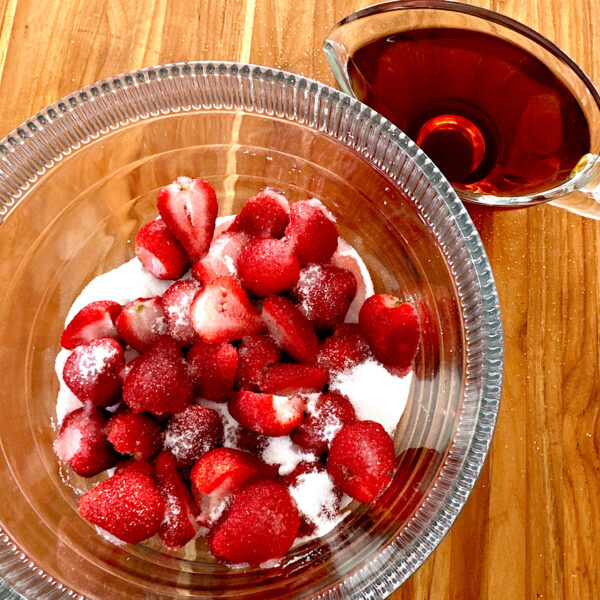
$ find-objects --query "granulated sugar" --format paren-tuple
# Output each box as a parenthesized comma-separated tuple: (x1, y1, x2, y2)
(261, 437, 316, 476)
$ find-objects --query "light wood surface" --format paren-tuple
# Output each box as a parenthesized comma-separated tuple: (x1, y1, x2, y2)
(0, 1, 598, 599)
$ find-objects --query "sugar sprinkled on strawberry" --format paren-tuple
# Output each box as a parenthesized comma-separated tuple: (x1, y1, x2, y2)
(107, 411, 163, 460)
(116, 297, 167, 352)
(260, 435, 317, 476)
(235, 334, 281, 391)
(161, 280, 202, 345)
(192, 230, 249, 283)
(317, 323, 372, 375)
(261, 363, 328, 394)
(228, 188, 290, 238)
(61, 300, 122, 350)
(187, 340, 238, 401)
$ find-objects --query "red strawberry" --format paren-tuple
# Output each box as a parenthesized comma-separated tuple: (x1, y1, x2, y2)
(114, 457, 155, 478)
(107, 411, 163, 460)
(154, 451, 200, 549)
(191, 230, 249, 283)
(163, 404, 224, 469)
(317, 323, 372, 374)
(54, 407, 119, 477)
(291, 392, 356, 455)
(285, 199, 338, 265)
(78, 471, 165, 544)
(135, 219, 190, 280)
(122, 337, 194, 415)
(161, 280, 202, 345)
(261, 363, 328, 394)
(116, 297, 167, 352)
(236, 238, 300, 297)
(187, 341, 238, 401)
(228, 188, 290, 238)
(157, 176, 218, 262)
(63, 338, 125, 407)
(262, 296, 319, 363)
(61, 300, 122, 350)
(235, 334, 281, 391)
(228, 391, 305, 437)
(208, 480, 300, 566)
(190, 276, 263, 343)
(358, 294, 420, 368)
(291, 264, 357, 330)
(327, 420, 395, 502)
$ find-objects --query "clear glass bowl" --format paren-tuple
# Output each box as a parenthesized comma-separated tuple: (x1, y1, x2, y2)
(0, 62, 503, 599)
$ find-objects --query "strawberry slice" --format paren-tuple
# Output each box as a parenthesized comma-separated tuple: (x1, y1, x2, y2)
(54, 407, 119, 477)
(261, 296, 319, 363)
(190, 276, 263, 343)
(192, 230, 250, 283)
(154, 451, 200, 549)
(187, 340, 238, 401)
(317, 323, 372, 374)
(228, 391, 305, 437)
(358, 294, 420, 368)
(161, 280, 202, 345)
(107, 411, 163, 460)
(261, 363, 328, 394)
(208, 480, 300, 566)
(157, 176, 218, 262)
(78, 470, 165, 544)
(61, 300, 122, 350)
(235, 334, 281, 391)
(228, 188, 290, 238)
(116, 297, 167, 352)
(63, 338, 125, 407)
(135, 218, 190, 280)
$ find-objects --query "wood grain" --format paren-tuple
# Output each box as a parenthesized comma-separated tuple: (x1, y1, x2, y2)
(0, 1, 599, 599)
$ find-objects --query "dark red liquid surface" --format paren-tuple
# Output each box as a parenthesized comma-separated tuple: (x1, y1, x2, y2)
(348, 28, 590, 195)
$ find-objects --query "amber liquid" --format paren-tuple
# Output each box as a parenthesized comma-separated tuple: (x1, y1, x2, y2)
(348, 28, 590, 195)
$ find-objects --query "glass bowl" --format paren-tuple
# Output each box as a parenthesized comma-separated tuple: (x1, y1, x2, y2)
(0, 62, 503, 599)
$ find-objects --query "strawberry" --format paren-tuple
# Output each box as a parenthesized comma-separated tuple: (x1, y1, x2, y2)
(228, 391, 305, 437)
(191, 230, 250, 283)
(116, 297, 167, 352)
(161, 280, 202, 345)
(157, 176, 218, 262)
(190, 276, 263, 343)
(187, 341, 238, 401)
(163, 404, 224, 469)
(63, 338, 125, 407)
(236, 238, 300, 297)
(135, 218, 190, 280)
(78, 470, 165, 544)
(235, 334, 281, 391)
(107, 411, 163, 460)
(291, 392, 356, 455)
(228, 188, 290, 238)
(208, 480, 300, 566)
(317, 323, 372, 374)
(358, 294, 420, 368)
(291, 264, 357, 330)
(154, 451, 200, 549)
(262, 296, 319, 363)
(54, 407, 119, 477)
(61, 300, 122, 350)
(327, 420, 395, 502)
(122, 337, 194, 415)
(285, 199, 338, 265)
(261, 363, 328, 394)
(114, 457, 155, 478)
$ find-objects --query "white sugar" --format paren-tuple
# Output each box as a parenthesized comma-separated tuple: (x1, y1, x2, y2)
(261, 437, 316, 476)
(200, 399, 241, 448)
(289, 471, 340, 535)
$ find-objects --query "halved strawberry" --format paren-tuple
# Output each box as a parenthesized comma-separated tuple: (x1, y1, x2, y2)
(190, 276, 263, 343)
(187, 341, 238, 401)
(208, 480, 300, 566)
(107, 411, 163, 460)
(63, 338, 125, 407)
(262, 296, 319, 363)
(161, 280, 202, 345)
(116, 297, 167, 352)
(78, 470, 165, 544)
(317, 323, 372, 374)
(291, 264, 357, 330)
(228, 188, 290, 238)
(235, 334, 281, 391)
(54, 407, 119, 477)
(228, 391, 305, 437)
(261, 363, 328, 394)
(61, 300, 122, 350)
(236, 238, 300, 297)
(285, 199, 338, 265)
(157, 176, 218, 262)
(122, 337, 194, 415)
(135, 218, 190, 280)
(154, 451, 200, 549)
(191, 230, 250, 283)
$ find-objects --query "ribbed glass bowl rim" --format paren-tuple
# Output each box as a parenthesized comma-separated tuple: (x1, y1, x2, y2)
(0, 61, 503, 599)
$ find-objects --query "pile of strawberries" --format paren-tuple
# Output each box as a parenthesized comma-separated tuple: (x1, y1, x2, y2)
(55, 177, 421, 567)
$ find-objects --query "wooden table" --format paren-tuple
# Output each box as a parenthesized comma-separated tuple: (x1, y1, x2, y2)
(0, 1, 598, 598)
